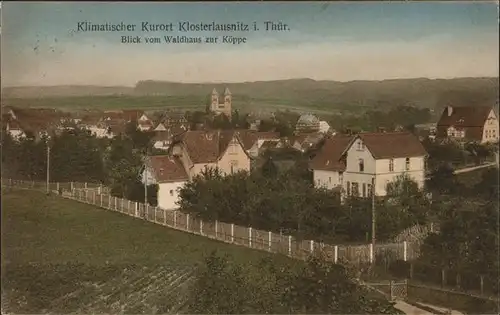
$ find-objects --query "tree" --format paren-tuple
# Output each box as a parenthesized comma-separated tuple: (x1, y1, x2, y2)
(261, 156, 278, 177)
(187, 251, 403, 314)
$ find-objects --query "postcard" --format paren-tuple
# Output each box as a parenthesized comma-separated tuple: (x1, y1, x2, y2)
(1, 2, 499, 315)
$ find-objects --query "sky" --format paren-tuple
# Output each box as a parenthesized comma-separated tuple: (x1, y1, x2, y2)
(1, 1, 499, 87)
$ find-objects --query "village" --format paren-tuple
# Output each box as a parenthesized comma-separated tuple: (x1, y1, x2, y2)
(2, 87, 499, 212)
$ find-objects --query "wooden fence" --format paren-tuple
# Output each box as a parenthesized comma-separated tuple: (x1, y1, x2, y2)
(3, 179, 422, 265)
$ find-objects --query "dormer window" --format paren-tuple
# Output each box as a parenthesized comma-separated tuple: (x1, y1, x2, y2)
(389, 159, 394, 172)
(405, 158, 410, 171)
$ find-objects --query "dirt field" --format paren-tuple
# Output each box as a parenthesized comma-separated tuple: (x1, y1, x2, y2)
(1, 190, 292, 313)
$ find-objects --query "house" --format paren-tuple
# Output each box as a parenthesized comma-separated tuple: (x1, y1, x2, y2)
(6, 108, 68, 140)
(153, 125, 188, 150)
(295, 114, 320, 134)
(5, 120, 25, 139)
(291, 132, 325, 152)
(310, 132, 428, 197)
(319, 121, 331, 134)
(142, 155, 189, 210)
(237, 130, 281, 157)
(169, 129, 251, 180)
(436, 105, 499, 144)
(208, 88, 232, 119)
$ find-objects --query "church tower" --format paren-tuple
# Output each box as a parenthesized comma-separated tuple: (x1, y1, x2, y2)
(211, 88, 219, 111)
(224, 87, 232, 115)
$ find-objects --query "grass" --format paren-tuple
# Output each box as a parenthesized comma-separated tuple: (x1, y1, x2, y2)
(1, 189, 297, 313)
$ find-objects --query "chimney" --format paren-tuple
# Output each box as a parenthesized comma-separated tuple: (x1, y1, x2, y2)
(447, 106, 453, 116)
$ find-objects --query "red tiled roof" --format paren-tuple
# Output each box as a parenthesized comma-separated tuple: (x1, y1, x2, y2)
(147, 155, 188, 182)
(310, 134, 354, 171)
(174, 130, 245, 163)
(357, 132, 428, 159)
(436, 106, 494, 141)
(123, 110, 145, 121)
(437, 106, 492, 128)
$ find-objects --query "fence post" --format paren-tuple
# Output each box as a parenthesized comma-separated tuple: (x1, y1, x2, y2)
(390, 281, 394, 300)
(370, 243, 374, 263)
(186, 214, 190, 231)
(163, 209, 167, 225)
(215, 220, 218, 239)
(410, 263, 414, 279)
(231, 224, 235, 243)
(154, 207, 157, 222)
(114, 197, 117, 211)
(249, 227, 252, 247)
(57, 182, 60, 192)
(174, 211, 177, 228)
(93, 191, 96, 205)
(135, 202, 138, 217)
(456, 274, 461, 289)
(85, 190, 88, 203)
(310, 240, 314, 253)
(85, 182, 87, 189)
(288, 235, 292, 257)
(200, 219, 203, 235)
(128, 200, 131, 214)
(403, 241, 408, 261)
(100, 193, 103, 207)
(441, 269, 446, 287)
(71, 182, 73, 191)
(121, 199, 124, 212)
(268, 231, 272, 252)
(480, 275, 484, 295)
(108, 195, 111, 209)
(334, 245, 338, 263)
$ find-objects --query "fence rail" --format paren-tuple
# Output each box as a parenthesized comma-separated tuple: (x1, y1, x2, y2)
(3, 179, 422, 266)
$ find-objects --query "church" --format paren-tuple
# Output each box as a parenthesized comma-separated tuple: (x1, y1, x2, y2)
(208, 88, 232, 119)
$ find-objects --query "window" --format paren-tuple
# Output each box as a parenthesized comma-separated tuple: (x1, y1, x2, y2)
(405, 158, 410, 171)
(230, 160, 238, 174)
(339, 172, 344, 184)
(362, 183, 367, 197)
(357, 141, 365, 151)
(346, 181, 351, 196)
(169, 190, 174, 196)
(367, 183, 373, 197)
(389, 159, 394, 172)
(359, 159, 364, 172)
(352, 182, 359, 197)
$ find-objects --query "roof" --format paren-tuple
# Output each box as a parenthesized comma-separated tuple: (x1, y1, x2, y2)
(235, 130, 280, 150)
(123, 110, 145, 121)
(174, 130, 246, 163)
(437, 106, 492, 128)
(355, 132, 428, 159)
(310, 134, 354, 171)
(147, 155, 188, 182)
(297, 114, 320, 125)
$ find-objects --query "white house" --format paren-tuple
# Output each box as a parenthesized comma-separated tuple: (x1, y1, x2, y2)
(319, 121, 331, 134)
(5, 121, 26, 139)
(142, 155, 189, 210)
(310, 132, 428, 197)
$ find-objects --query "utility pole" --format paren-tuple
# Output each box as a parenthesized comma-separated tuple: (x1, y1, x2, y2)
(371, 176, 376, 261)
(144, 155, 148, 219)
(46, 138, 50, 195)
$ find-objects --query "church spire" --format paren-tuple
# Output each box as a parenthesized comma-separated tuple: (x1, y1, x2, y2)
(224, 87, 231, 95)
(212, 88, 218, 95)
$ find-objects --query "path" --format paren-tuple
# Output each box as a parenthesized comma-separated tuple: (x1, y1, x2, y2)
(425, 162, 496, 180)
(394, 301, 433, 315)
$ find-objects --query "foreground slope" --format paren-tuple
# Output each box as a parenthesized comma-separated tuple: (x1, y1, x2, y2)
(1, 190, 293, 313)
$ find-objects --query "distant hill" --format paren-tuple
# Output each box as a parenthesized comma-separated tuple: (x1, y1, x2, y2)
(2, 85, 135, 98)
(2, 77, 498, 111)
